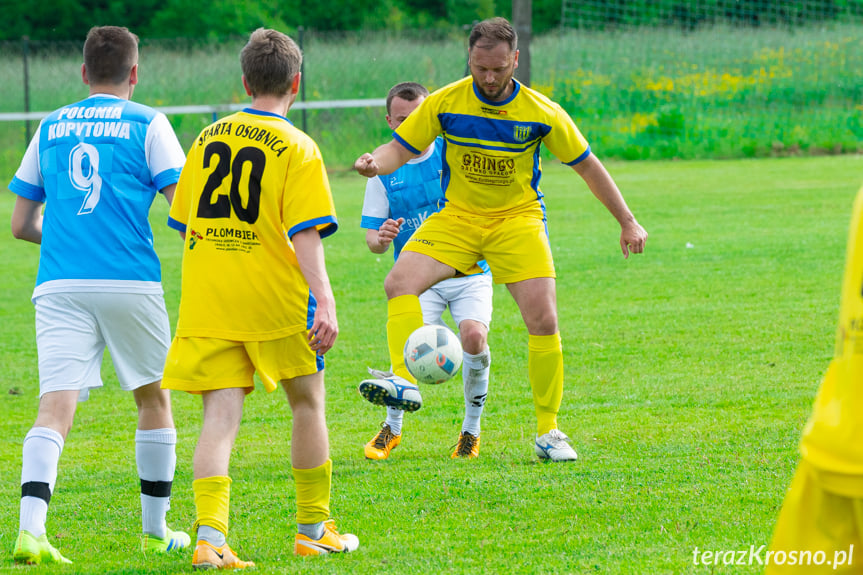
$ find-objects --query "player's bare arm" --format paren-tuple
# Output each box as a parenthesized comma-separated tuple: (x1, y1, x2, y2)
(354, 139, 415, 177)
(292, 227, 338, 354)
(10, 196, 43, 245)
(160, 183, 177, 206)
(572, 154, 648, 258)
(366, 218, 405, 253)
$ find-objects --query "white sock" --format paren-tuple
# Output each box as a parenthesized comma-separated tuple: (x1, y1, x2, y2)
(461, 349, 490, 436)
(20, 427, 64, 537)
(297, 521, 325, 540)
(136, 428, 177, 539)
(385, 406, 405, 436)
(197, 524, 226, 547)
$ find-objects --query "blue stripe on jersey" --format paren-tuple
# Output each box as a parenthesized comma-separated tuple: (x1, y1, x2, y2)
(243, 107, 289, 122)
(473, 79, 521, 106)
(287, 215, 339, 240)
(565, 146, 592, 166)
(393, 132, 421, 155)
(305, 290, 326, 372)
(167, 216, 186, 234)
(530, 145, 542, 200)
(361, 215, 386, 230)
(440, 138, 452, 198)
(153, 167, 182, 191)
(8, 176, 43, 201)
(437, 113, 552, 153)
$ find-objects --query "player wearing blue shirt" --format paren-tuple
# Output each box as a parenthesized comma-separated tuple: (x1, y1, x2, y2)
(9, 26, 189, 564)
(359, 83, 493, 460)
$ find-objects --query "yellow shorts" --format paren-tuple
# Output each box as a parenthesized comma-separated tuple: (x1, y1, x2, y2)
(162, 332, 323, 393)
(403, 209, 556, 284)
(766, 460, 863, 574)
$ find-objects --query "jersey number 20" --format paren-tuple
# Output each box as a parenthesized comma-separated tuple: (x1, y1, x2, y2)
(197, 142, 265, 224)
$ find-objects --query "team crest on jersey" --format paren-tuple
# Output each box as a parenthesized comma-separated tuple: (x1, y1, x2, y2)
(189, 229, 203, 249)
(513, 125, 532, 142)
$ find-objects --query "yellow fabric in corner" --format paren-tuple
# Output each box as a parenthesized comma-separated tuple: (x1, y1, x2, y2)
(292, 459, 332, 524)
(528, 332, 563, 435)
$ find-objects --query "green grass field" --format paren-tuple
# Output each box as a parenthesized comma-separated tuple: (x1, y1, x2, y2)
(1, 155, 862, 574)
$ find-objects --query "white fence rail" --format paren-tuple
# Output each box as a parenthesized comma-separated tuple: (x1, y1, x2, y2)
(0, 98, 387, 122)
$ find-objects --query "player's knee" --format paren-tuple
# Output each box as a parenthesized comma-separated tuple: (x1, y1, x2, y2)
(133, 381, 171, 410)
(459, 324, 488, 355)
(383, 272, 410, 298)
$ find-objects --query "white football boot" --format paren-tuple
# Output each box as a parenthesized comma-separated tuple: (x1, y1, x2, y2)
(534, 429, 578, 462)
(359, 367, 422, 412)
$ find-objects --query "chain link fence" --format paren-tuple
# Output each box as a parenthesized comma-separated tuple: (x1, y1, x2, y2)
(1, 18, 861, 173)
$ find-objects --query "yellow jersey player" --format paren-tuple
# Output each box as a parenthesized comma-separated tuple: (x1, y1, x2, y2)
(354, 17, 647, 462)
(163, 28, 358, 569)
(359, 82, 494, 461)
(766, 186, 863, 574)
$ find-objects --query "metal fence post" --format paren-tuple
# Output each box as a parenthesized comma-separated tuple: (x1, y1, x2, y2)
(23, 35, 31, 149)
(298, 26, 308, 133)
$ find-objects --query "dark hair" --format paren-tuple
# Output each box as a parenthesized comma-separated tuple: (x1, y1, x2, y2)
(468, 17, 518, 52)
(241, 28, 302, 97)
(83, 26, 138, 85)
(385, 82, 429, 115)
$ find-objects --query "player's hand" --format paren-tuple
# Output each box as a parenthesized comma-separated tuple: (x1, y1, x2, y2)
(620, 220, 648, 258)
(307, 301, 338, 355)
(377, 218, 404, 247)
(354, 153, 379, 177)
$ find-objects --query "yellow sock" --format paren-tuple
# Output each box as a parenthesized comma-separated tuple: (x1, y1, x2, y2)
(387, 295, 423, 382)
(292, 459, 332, 525)
(528, 333, 564, 435)
(193, 476, 232, 535)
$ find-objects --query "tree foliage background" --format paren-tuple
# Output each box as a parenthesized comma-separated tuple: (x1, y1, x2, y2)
(2, 0, 861, 41)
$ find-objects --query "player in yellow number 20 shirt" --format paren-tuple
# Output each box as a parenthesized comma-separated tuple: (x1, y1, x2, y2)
(162, 28, 358, 571)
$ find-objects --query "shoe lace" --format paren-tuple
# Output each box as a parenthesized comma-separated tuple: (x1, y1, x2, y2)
(545, 429, 571, 446)
(367, 366, 395, 379)
(372, 424, 394, 449)
(455, 432, 477, 456)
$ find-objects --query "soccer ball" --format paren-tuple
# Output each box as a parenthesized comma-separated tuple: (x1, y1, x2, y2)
(404, 325, 463, 385)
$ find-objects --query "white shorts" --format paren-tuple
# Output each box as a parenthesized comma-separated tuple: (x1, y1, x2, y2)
(34, 292, 171, 401)
(419, 273, 493, 329)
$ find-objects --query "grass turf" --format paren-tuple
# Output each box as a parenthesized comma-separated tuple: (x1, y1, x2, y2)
(0, 155, 861, 573)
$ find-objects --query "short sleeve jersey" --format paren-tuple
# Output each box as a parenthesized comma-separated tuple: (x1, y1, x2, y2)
(394, 76, 590, 219)
(361, 138, 445, 259)
(799, 187, 863, 476)
(168, 109, 337, 341)
(361, 137, 490, 275)
(8, 94, 185, 298)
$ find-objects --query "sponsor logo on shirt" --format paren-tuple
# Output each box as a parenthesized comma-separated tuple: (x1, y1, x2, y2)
(189, 229, 203, 249)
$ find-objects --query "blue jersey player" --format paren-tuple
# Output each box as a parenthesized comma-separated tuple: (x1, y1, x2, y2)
(9, 26, 190, 564)
(359, 82, 493, 460)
